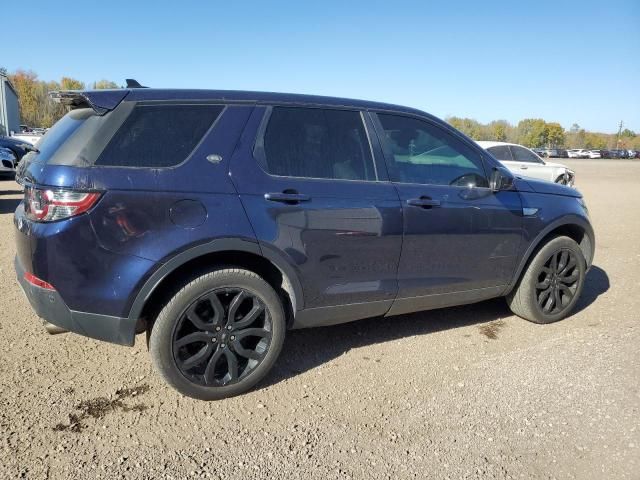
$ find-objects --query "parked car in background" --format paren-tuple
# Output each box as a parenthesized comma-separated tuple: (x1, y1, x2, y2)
(0, 147, 17, 176)
(477, 141, 575, 185)
(10, 132, 44, 146)
(532, 148, 546, 157)
(0, 135, 34, 163)
(541, 148, 568, 158)
(587, 150, 602, 159)
(567, 149, 584, 158)
(15, 86, 594, 400)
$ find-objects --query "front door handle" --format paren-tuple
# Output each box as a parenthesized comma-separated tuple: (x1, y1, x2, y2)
(264, 191, 311, 204)
(407, 197, 441, 208)
(520, 165, 528, 169)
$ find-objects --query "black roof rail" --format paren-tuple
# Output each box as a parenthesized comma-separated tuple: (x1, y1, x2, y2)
(125, 79, 148, 88)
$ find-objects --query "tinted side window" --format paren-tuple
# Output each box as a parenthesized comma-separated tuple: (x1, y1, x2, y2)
(96, 104, 223, 167)
(487, 145, 513, 161)
(510, 146, 541, 163)
(258, 107, 375, 181)
(377, 114, 488, 187)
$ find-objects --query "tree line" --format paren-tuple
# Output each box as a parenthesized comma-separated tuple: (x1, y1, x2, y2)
(1, 67, 119, 129)
(1, 67, 637, 150)
(446, 117, 639, 150)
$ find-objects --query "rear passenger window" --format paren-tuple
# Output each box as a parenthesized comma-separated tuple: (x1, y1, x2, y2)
(256, 107, 375, 181)
(377, 113, 488, 187)
(487, 145, 512, 161)
(96, 104, 223, 167)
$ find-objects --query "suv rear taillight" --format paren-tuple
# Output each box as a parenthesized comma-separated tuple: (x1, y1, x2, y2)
(24, 186, 102, 222)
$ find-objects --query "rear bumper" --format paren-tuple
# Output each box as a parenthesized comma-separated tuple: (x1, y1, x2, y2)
(15, 256, 136, 346)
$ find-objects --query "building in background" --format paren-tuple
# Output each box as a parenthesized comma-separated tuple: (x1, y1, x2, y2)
(0, 72, 20, 136)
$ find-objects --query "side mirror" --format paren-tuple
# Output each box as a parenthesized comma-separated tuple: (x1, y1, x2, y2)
(490, 168, 514, 193)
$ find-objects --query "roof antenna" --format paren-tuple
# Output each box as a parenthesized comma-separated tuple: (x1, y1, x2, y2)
(125, 79, 148, 88)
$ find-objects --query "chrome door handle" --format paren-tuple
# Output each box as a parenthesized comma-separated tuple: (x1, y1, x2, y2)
(264, 192, 311, 204)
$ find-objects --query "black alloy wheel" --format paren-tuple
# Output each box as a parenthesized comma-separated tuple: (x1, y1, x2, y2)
(535, 249, 579, 316)
(173, 288, 272, 386)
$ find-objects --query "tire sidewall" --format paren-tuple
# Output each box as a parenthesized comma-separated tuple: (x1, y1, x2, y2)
(150, 269, 286, 400)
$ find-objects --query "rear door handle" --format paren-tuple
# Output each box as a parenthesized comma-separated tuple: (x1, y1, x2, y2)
(264, 192, 311, 204)
(407, 197, 441, 208)
(520, 165, 528, 169)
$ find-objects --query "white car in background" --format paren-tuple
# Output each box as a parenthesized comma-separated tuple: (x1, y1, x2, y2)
(477, 141, 575, 186)
(586, 150, 602, 159)
(567, 149, 588, 158)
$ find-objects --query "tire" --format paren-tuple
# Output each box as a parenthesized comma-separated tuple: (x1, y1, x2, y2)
(149, 268, 286, 400)
(507, 236, 586, 324)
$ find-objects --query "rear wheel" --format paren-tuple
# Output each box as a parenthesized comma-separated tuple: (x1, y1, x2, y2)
(507, 236, 586, 324)
(149, 268, 285, 400)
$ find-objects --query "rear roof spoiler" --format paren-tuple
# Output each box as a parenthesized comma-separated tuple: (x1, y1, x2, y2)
(49, 89, 130, 115)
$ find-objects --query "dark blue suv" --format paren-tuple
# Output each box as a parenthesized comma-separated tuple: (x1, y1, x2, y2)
(14, 87, 594, 399)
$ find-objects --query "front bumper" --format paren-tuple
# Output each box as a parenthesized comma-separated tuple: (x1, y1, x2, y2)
(15, 256, 136, 346)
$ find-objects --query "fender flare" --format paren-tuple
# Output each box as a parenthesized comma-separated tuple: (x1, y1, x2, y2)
(126, 237, 304, 322)
(504, 214, 595, 295)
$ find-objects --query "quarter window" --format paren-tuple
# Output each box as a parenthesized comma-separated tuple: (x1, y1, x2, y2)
(377, 114, 488, 187)
(96, 104, 223, 167)
(257, 107, 375, 181)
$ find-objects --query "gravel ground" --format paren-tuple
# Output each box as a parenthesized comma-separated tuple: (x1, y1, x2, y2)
(0, 159, 638, 479)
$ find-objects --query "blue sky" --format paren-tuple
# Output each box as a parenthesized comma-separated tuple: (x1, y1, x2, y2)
(3, 0, 639, 132)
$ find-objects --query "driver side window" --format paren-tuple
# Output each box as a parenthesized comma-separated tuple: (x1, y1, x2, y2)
(377, 113, 488, 187)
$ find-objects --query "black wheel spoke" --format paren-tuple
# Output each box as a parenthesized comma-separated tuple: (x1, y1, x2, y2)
(560, 271, 578, 284)
(557, 251, 569, 273)
(233, 303, 265, 329)
(536, 277, 551, 289)
(185, 303, 216, 332)
(234, 327, 271, 340)
(559, 256, 577, 276)
(223, 349, 239, 383)
(558, 284, 574, 301)
(205, 292, 225, 326)
(232, 341, 265, 361)
(228, 291, 247, 323)
(172, 287, 272, 388)
(553, 288, 562, 312)
(204, 349, 224, 385)
(180, 344, 213, 370)
(538, 287, 552, 306)
(174, 331, 211, 348)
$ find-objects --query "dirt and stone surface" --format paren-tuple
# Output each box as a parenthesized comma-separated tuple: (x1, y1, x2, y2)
(0, 159, 638, 479)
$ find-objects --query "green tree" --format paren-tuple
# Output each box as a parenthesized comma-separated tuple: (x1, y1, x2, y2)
(93, 79, 120, 89)
(487, 120, 509, 141)
(446, 117, 483, 139)
(545, 122, 565, 147)
(60, 77, 85, 90)
(517, 118, 547, 147)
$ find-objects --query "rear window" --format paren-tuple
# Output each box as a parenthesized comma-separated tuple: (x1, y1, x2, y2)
(32, 108, 95, 164)
(96, 104, 223, 167)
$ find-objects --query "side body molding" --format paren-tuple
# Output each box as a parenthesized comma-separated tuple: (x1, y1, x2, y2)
(126, 237, 305, 322)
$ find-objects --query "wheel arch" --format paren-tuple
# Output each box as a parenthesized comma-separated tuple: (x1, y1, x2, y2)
(128, 238, 303, 331)
(505, 215, 595, 295)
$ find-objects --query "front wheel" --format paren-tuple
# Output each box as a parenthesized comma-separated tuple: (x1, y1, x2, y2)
(507, 236, 586, 324)
(149, 268, 286, 400)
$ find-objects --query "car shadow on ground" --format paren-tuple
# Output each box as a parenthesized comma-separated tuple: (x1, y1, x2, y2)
(263, 265, 610, 388)
(0, 195, 21, 215)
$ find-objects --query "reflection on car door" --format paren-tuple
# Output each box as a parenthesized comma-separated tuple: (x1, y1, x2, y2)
(230, 106, 403, 327)
(371, 113, 523, 316)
